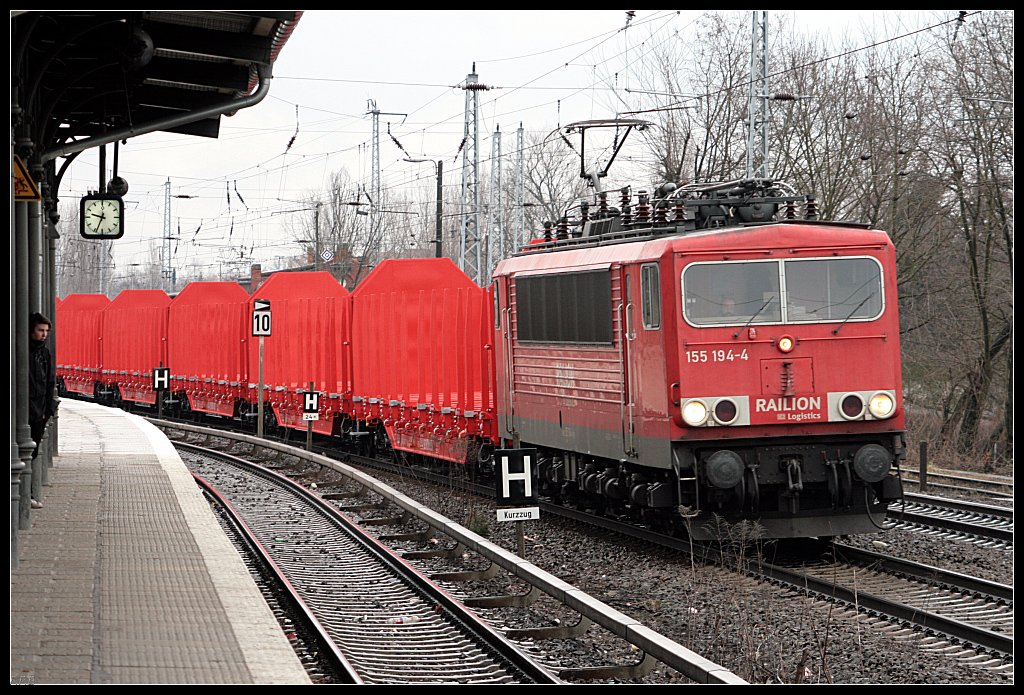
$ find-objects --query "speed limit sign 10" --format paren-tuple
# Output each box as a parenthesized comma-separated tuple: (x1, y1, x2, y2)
(252, 299, 271, 336)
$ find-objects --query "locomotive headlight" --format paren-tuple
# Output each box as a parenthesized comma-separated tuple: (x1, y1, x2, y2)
(868, 392, 896, 419)
(777, 335, 795, 353)
(682, 399, 709, 427)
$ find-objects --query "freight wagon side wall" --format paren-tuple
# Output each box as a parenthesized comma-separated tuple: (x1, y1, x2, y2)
(352, 259, 497, 463)
(101, 290, 170, 403)
(249, 272, 350, 433)
(55, 294, 111, 395)
(168, 282, 251, 416)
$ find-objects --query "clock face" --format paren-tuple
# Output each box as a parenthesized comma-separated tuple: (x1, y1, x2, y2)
(80, 195, 124, 238)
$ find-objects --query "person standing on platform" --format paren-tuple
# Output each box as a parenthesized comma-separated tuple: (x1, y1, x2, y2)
(28, 312, 58, 509)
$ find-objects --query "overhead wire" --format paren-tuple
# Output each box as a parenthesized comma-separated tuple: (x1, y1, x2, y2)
(88, 10, 993, 278)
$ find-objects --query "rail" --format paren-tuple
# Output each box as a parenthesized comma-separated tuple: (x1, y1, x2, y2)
(151, 417, 747, 685)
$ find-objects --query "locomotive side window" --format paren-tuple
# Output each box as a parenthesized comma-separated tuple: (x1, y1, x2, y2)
(783, 258, 883, 322)
(515, 270, 613, 345)
(682, 261, 781, 326)
(640, 264, 661, 329)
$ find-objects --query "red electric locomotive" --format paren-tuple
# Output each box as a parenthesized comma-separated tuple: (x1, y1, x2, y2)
(492, 179, 905, 539)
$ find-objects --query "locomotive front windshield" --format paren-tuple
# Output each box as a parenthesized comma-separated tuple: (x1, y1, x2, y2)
(682, 257, 883, 326)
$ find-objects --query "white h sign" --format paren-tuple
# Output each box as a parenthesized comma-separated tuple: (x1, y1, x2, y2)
(495, 449, 537, 504)
(153, 368, 170, 390)
(501, 453, 533, 498)
(302, 391, 320, 421)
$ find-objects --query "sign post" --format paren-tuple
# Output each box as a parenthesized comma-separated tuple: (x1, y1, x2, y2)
(252, 300, 272, 438)
(152, 364, 170, 419)
(494, 448, 538, 558)
(303, 381, 320, 451)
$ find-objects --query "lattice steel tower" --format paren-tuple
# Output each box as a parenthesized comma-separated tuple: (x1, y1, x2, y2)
(367, 100, 405, 256)
(460, 66, 490, 285)
(746, 11, 769, 179)
(162, 178, 174, 292)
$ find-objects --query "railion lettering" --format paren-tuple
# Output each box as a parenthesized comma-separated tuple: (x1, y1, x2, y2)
(755, 396, 821, 413)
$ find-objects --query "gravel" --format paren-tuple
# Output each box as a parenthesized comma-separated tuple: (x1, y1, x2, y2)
(350, 468, 1014, 685)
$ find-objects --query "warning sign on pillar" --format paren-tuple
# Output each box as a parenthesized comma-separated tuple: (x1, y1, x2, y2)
(14, 155, 41, 202)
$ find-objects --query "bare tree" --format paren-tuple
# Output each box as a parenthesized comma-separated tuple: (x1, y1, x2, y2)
(626, 12, 751, 185)
(286, 169, 409, 288)
(921, 12, 1013, 461)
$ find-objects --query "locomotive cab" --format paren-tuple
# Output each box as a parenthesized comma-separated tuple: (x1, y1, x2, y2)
(668, 223, 907, 539)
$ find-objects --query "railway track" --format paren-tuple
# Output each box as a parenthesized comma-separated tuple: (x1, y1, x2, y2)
(162, 424, 745, 684)
(196, 474, 361, 684)
(899, 467, 1013, 502)
(145, 411, 1012, 681)
(768, 542, 1013, 661)
(887, 493, 1013, 549)
(541, 498, 1014, 667)
(299, 434, 1016, 670)
(178, 442, 560, 685)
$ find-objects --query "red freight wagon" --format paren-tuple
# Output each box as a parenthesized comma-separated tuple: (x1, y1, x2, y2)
(168, 282, 250, 418)
(55, 293, 110, 398)
(351, 258, 496, 465)
(100, 290, 170, 405)
(249, 272, 350, 435)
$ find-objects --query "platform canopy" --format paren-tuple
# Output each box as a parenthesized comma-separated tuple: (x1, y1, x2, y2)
(11, 11, 303, 163)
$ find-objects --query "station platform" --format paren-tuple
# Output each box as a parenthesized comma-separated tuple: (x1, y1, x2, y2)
(10, 398, 311, 685)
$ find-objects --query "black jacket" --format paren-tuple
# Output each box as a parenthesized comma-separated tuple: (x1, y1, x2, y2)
(29, 338, 57, 424)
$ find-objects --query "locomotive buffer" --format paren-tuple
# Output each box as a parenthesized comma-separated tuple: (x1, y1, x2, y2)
(494, 448, 539, 557)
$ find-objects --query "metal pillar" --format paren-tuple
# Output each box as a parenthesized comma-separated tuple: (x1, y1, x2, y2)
(15, 196, 34, 533)
(45, 162, 59, 466)
(487, 125, 502, 283)
(434, 160, 443, 258)
(460, 66, 490, 285)
(746, 11, 768, 179)
(163, 178, 173, 292)
(13, 198, 32, 559)
(515, 124, 525, 254)
(27, 193, 45, 507)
